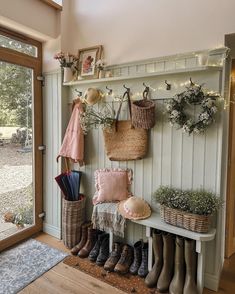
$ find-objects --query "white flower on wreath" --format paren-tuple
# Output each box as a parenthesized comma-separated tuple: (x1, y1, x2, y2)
(170, 110, 180, 118)
(166, 103, 173, 111)
(211, 106, 217, 114)
(182, 124, 191, 133)
(205, 99, 213, 108)
(204, 118, 212, 125)
(193, 127, 201, 134)
(176, 96, 182, 103)
(199, 112, 210, 121)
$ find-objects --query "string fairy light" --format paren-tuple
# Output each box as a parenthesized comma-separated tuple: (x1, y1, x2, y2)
(98, 79, 223, 102)
(75, 67, 233, 110)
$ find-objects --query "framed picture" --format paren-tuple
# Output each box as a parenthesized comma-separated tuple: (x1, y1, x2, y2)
(78, 45, 103, 78)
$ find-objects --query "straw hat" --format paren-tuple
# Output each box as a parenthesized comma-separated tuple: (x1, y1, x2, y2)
(83, 88, 101, 105)
(118, 196, 151, 220)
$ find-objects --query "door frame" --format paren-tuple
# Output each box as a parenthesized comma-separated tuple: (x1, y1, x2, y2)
(225, 59, 235, 258)
(0, 27, 43, 251)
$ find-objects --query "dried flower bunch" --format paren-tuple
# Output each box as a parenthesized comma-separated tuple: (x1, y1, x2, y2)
(154, 186, 223, 216)
(165, 84, 219, 135)
(54, 52, 78, 68)
(96, 59, 105, 70)
(80, 104, 115, 135)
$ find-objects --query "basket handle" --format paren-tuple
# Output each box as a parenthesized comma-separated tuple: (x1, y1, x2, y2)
(115, 89, 133, 130)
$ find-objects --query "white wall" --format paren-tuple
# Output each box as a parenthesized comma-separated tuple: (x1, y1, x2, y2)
(0, 0, 62, 72)
(65, 0, 235, 65)
(43, 36, 61, 72)
(0, 0, 60, 40)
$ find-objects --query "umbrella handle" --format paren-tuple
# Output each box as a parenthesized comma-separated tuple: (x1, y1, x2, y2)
(65, 157, 70, 173)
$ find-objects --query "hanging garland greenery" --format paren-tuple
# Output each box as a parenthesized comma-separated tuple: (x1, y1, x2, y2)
(165, 84, 219, 135)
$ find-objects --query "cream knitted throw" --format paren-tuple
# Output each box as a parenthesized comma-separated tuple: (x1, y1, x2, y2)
(91, 203, 126, 237)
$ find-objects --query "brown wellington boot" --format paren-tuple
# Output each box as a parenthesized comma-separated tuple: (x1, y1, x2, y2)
(78, 228, 98, 258)
(71, 222, 91, 255)
(169, 236, 185, 294)
(157, 233, 175, 293)
(114, 244, 134, 275)
(104, 242, 122, 272)
(183, 239, 199, 294)
(145, 230, 163, 288)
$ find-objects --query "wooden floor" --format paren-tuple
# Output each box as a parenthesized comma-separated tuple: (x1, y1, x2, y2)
(18, 233, 235, 294)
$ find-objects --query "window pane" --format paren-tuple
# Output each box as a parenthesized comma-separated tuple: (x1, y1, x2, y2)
(0, 61, 34, 240)
(0, 34, 37, 57)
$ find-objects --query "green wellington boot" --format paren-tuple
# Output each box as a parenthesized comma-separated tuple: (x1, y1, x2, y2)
(183, 239, 199, 294)
(145, 230, 163, 288)
(169, 236, 185, 294)
(157, 233, 175, 293)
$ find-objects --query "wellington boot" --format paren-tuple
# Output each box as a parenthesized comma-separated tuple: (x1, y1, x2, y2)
(89, 233, 109, 262)
(104, 242, 122, 272)
(183, 239, 199, 294)
(129, 240, 142, 275)
(145, 230, 163, 288)
(157, 233, 175, 293)
(114, 244, 134, 275)
(78, 228, 98, 258)
(96, 234, 110, 266)
(138, 242, 149, 278)
(169, 236, 185, 294)
(70, 222, 91, 255)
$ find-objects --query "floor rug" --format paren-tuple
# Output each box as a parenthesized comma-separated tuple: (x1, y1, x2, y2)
(64, 255, 157, 294)
(0, 238, 68, 294)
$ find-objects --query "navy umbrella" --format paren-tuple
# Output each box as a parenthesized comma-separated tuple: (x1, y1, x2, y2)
(55, 170, 82, 201)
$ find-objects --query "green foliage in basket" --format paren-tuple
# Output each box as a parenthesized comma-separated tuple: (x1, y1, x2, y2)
(154, 186, 223, 215)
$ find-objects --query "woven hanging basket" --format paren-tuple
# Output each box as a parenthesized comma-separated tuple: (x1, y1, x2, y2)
(62, 195, 86, 249)
(131, 86, 155, 130)
(103, 89, 148, 161)
(103, 121, 148, 161)
(160, 205, 211, 233)
(132, 99, 156, 129)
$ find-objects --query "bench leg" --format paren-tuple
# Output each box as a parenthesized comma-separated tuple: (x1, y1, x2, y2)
(196, 241, 206, 294)
(146, 226, 153, 271)
(109, 229, 113, 253)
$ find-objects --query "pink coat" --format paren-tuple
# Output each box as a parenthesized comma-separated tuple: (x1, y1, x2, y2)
(57, 98, 84, 166)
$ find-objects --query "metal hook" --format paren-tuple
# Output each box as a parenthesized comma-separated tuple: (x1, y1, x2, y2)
(143, 82, 149, 88)
(165, 80, 171, 90)
(75, 89, 83, 96)
(143, 82, 150, 91)
(189, 77, 194, 86)
(123, 84, 130, 92)
(106, 86, 113, 95)
(143, 82, 150, 99)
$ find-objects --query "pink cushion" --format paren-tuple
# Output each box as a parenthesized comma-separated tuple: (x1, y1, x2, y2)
(93, 168, 132, 205)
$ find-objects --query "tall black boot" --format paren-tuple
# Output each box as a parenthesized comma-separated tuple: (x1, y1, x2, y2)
(129, 240, 142, 275)
(138, 242, 149, 278)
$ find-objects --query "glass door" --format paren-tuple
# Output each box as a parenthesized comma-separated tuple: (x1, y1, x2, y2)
(0, 28, 43, 251)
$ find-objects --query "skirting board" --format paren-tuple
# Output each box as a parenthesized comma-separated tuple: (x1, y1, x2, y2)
(43, 223, 61, 239)
(204, 267, 222, 292)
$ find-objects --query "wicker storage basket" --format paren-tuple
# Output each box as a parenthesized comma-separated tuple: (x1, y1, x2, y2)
(132, 99, 155, 129)
(160, 205, 211, 233)
(62, 195, 86, 249)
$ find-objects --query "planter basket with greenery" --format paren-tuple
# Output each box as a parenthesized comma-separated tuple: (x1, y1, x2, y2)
(154, 186, 223, 233)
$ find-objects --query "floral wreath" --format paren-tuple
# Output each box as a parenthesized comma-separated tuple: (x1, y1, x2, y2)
(165, 84, 218, 134)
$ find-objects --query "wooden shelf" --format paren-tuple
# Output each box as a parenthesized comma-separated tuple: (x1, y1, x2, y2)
(132, 212, 216, 242)
(63, 66, 222, 87)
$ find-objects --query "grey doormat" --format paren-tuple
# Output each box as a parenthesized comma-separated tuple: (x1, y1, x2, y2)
(0, 238, 68, 294)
